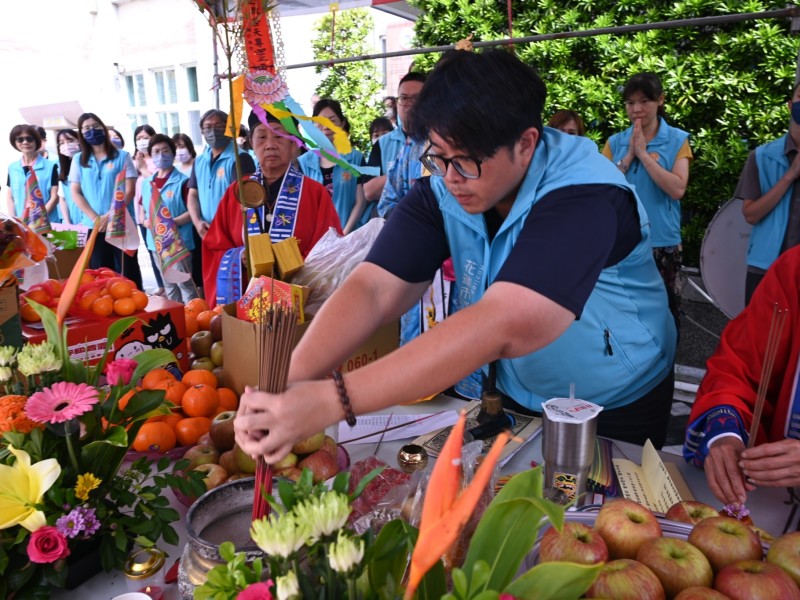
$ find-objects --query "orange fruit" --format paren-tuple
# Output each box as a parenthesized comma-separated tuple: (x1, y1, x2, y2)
(19, 303, 41, 322)
(133, 422, 177, 453)
(185, 314, 199, 338)
(162, 412, 183, 431)
(196, 310, 214, 331)
(174, 416, 212, 446)
(90, 296, 113, 317)
(182, 384, 220, 417)
(113, 297, 137, 316)
(217, 387, 238, 411)
(131, 290, 148, 311)
(153, 379, 187, 407)
(79, 272, 95, 285)
(141, 368, 177, 390)
(109, 280, 133, 299)
(182, 369, 218, 389)
(25, 289, 51, 305)
(78, 292, 100, 311)
(186, 297, 210, 314)
(212, 304, 225, 315)
(48, 280, 64, 296)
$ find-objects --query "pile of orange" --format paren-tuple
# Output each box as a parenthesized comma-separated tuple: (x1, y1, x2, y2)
(78, 278, 148, 318)
(184, 297, 224, 338)
(132, 367, 240, 453)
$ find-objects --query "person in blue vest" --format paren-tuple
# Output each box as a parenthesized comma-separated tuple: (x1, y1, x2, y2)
(141, 134, 197, 303)
(298, 98, 364, 233)
(603, 73, 692, 333)
(55, 129, 82, 225)
(68, 112, 143, 289)
(6, 124, 60, 223)
(233, 50, 678, 464)
(360, 72, 427, 217)
(736, 82, 800, 305)
(186, 109, 255, 297)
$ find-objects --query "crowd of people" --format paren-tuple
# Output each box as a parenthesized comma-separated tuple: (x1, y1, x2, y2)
(8, 49, 800, 510)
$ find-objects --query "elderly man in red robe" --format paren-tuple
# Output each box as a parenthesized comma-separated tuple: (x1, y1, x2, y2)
(203, 110, 342, 307)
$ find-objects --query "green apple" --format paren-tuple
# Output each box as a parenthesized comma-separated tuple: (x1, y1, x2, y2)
(184, 444, 220, 469)
(292, 431, 325, 455)
(233, 443, 257, 474)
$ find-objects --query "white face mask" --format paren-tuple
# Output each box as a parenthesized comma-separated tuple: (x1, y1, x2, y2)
(136, 139, 150, 153)
(59, 141, 80, 157)
(176, 148, 192, 163)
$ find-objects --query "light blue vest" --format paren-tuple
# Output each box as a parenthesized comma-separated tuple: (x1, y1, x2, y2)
(435, 129, 676, 411)
(58, 161, 82, 225)
(747, 135, 792, 270)
(297, 149, 363, 229)
(73, 150, 133, 227)
(141, 169, 194, 252)
(8, 156, 58, 221)
(194, 141, 238, 223)
(607, 117, 689, 247)
(378, 127, 406, 174)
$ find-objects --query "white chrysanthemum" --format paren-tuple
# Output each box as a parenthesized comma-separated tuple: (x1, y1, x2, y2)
(275, 570, 300, 600)
(328, 530, 364, 574)
(17, 343, 61, 376)
(0, 346, 17, 367)
(0, 366, 13, 383)
(293, 492, 351, 542)
(250, 513, 309, 559)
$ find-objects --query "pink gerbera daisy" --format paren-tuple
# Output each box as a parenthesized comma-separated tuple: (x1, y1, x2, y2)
(25, 382, 100, 424)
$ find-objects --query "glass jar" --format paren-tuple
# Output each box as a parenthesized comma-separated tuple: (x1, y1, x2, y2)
(123, 547, 166, 600)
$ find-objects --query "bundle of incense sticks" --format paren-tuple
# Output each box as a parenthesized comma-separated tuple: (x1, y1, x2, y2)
(747, 304, 788, 448)
(252, 299, 298, 522)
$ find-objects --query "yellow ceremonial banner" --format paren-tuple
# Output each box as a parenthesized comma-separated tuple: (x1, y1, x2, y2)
(264, 103, 352, 155)
(226, 75, 245, 138)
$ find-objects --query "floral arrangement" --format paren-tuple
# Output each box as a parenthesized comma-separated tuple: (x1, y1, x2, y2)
(195, 414, 601, 600)
(0, 226, 205, 598)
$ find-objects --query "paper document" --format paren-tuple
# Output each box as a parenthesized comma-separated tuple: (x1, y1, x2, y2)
(338, 411, 460, 444)
(612, 439, 695, 513)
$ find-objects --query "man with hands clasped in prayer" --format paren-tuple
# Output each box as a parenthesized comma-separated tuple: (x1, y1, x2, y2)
(235, 50, 676, 465)
(684, 244, 800, 507)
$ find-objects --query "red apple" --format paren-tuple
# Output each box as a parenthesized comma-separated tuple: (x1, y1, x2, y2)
(219, 449, 238, 475)
(190, 330, 214, 357)
(233, 443, 257, 474)
(636, 537, 714, 598)
(714, 560, 800, 600)
(594, 498, 663, 559)
(193, 463, 229, 491)
(292, 431, 325, 455)
(210, 314, 223, 341)
(587, 558, 666, 600)
(298, 450, 338, 483)
(666, 501, 721, 525)
(276, 467, 303, 482)
(767, 531, 800, 587)
(674, 587, 732, 599)
(184, 444, 220, 469)
(688, 516, 763, 573)
(197, 432, 213, 446)
(539, 521, 609, 565)
(209, 410, 236, 451)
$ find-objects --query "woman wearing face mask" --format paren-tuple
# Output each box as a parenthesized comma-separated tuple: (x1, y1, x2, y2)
(68, 112, 143, 289)
(56, 129, 83, 225)
(172, 133, 197, 177)
(141, 134, 197, 303)
(108, 128, 126, 150)
(297, 99, 365, 234)
(602, 73, 692, 334)
(131, 124, 164, 295)
(7, 124, 60, 222)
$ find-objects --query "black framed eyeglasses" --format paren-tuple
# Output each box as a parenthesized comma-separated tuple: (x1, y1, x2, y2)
(15, 136, 35, 143)
(420, 146, 483, 180)
(397, 94, 419, 106)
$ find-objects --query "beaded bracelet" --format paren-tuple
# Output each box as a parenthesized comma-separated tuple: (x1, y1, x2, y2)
(331, 369, 357, 427)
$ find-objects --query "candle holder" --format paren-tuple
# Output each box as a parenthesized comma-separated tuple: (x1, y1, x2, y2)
(123, 547, 166, 600)
(397, 444, 429, 473)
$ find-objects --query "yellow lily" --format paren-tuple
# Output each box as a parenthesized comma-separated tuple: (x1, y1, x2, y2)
(404, 412, 510, 599)
(0, 445, 61, 532)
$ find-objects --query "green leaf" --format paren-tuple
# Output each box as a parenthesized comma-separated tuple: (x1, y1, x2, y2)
(417, 558, 446, 600)
(367, 519, 418, 593)
(503, 561, 602, 599)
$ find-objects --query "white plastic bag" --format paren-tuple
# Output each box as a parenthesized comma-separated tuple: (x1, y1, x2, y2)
(291, 218, 385, 314)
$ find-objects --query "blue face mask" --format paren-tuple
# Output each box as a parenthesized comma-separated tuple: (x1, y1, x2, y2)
(83, 128, 106, 146)
(110, 137, 123, 149)
(152, 153, 174, 170)
(792, 101, 800, 126)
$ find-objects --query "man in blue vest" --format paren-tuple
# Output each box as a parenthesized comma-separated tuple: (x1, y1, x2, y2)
(738, 82, 800, 304)
(234, 50, 678, 463)
(186, 109, 255, 295)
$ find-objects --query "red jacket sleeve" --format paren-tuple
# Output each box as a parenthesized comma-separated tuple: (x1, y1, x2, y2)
(202, 184, 243, 308)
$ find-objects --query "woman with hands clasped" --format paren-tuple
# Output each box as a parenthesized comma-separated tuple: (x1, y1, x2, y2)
(683, 244, 800, 507)
(603, 73, 692, 333)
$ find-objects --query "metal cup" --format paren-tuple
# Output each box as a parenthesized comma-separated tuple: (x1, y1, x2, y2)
(541, 398, 603, 505)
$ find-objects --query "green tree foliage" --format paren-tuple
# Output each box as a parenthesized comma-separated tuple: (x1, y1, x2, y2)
(312, 8, 384, 152)
(409, 0, 798, 265)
